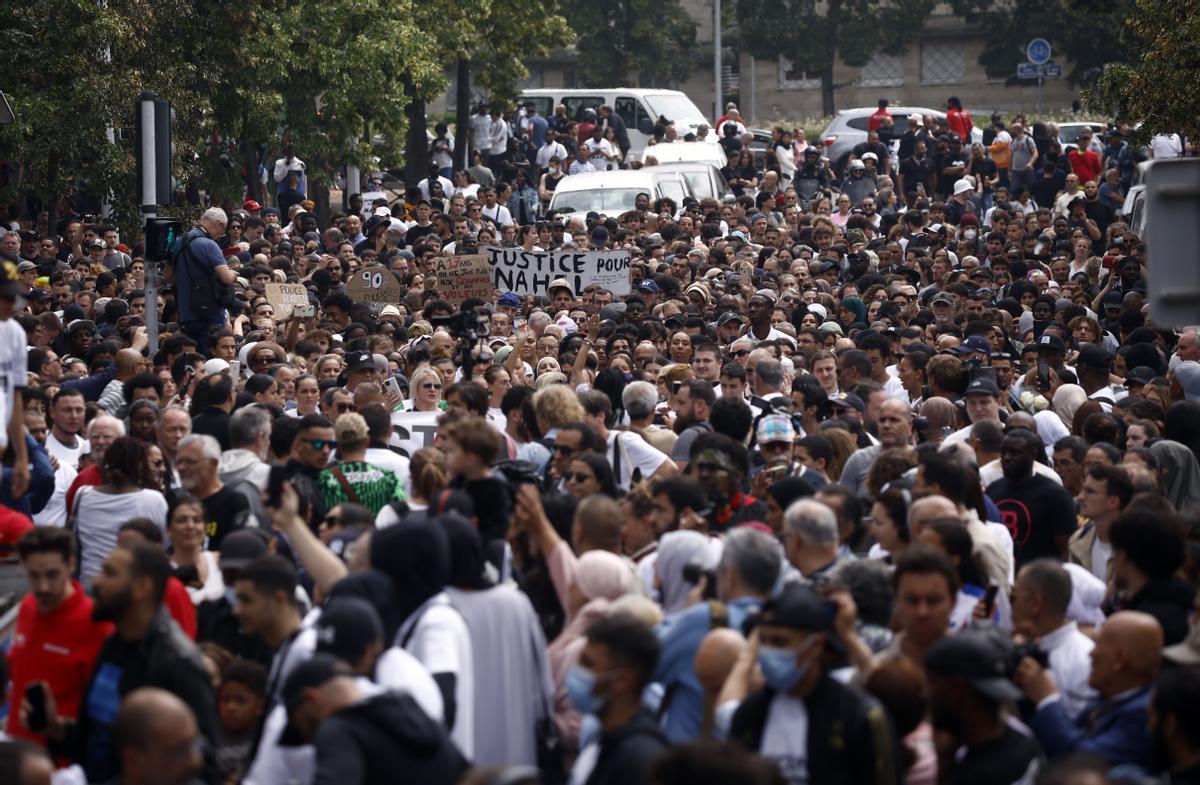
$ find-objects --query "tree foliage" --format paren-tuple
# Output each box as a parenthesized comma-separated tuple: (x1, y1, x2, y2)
(1090, 0, 1200, 141)
(562, 0, 698, 87)
(736, 0, 937, 115)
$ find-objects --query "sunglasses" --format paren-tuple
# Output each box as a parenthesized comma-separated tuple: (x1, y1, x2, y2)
(731, 350, 750, 358)
(553, 444, 579, 455)
(421, 382, 442, 390)
(303, 438, 334, 450)
(564, 472, 594, 483)
(335, 403, 356, 413)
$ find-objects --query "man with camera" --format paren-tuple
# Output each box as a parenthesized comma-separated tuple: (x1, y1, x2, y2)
(170, 208, 239, 354)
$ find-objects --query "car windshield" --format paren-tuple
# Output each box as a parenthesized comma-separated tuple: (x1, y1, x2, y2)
(644, 94, 707, 127)
(1060, 125, 1094, 143)
(551, 188, 649, 214)
(683, 171, 712, 198)
(657, 176, 688, 203)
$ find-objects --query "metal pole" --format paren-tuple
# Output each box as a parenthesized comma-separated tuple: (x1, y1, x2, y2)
(749, 54, 757, 124)
(1037, 76, 1043, 116)
(138, 93, 160, 355)
(344, 136, 360, 213)
(714, 0, 722, 122)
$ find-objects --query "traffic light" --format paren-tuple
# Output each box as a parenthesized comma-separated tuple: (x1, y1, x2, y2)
(136, 91, 172, 209)
(144, 217, 183, 262)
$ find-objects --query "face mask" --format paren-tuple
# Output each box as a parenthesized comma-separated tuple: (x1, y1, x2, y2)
(224, 587, 237, 606)
(566, 665, 604, 714)
(964, 230, 977, 241)
(758, 645, 810, 693)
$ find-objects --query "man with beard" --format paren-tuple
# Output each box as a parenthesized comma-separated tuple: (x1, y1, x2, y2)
(670, 380, 714, 468)
(37, 544, 216, 784)
(1147, 668, 1200, 785)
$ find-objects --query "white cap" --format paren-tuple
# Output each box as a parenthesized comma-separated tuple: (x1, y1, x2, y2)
(203, 358, 231, 375)
(953, 179, 974, 195)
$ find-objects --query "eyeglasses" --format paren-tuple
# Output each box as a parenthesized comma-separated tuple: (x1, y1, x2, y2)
(553, 444, 579, 455)
(303, 438, 333, 450)
(731, 350, 750, 358)
(335, 403, 356, 413)
(421, 382, 442, 390)
(564, 472, 595, 483)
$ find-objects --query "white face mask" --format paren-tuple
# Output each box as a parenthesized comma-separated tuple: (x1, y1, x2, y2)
(964, 229, 977, 240)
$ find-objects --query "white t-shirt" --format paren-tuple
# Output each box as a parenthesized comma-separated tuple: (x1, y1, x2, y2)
(363, 447, 411, 496)
(76, 486, 168, 582)
(760, 694, 810, 785)
(45, 432, 89, 471)
(1090, 538, 1112, 582)
(34, 460, 77, 527)
(397, 593, 475, 758)
(375, 646, 445, 723)
(606, 430, 670, 491)
(481, 203, 514, 227)
(0, 319, 25, 452)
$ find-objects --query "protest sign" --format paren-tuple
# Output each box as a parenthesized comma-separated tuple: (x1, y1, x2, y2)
(389, 409, 440, 458)
(264, 282, 310, 320)
(484, 247, 631, 298)
(346, 265, 403, 310)
(433, 254, 493, 305)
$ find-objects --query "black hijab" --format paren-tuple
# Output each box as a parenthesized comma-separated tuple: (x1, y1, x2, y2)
(439, 513, 494, 591)
(370, 520, 450, 623)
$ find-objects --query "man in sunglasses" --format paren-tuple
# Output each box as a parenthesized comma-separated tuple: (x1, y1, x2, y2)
(278, 414, 337, 529)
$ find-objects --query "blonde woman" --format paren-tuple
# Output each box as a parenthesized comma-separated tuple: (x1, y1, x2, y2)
(532, 384, 585, 438)
(375, 447, 448, 527)
(407, 365, 445, 413)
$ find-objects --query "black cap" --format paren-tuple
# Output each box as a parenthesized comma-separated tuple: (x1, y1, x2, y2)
(1076, 344, 1112, 370)
(964, 376, 1000, 397)
(717, 312, 745, 326)
(346, 351, 375, 372)
(218, 528, 271, 571)
(760, 584, 834, 632)
(1125, 366, 1156, 387)
(315, 598, 384, 664)
(925, 628, 1022, 702)
(279, 654, 355, 745)
(1035, 334, 1066, 354)
(827, 392, 865, 413)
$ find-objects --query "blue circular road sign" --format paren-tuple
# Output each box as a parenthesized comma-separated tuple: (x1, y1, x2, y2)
(1027, 38, 1052, 65)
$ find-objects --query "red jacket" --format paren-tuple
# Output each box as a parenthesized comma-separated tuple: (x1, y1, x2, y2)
(868, 107, 892, 132)
(948, 107, 974, 141)
(165, 576, 197, 639)
(6, 583, 112, 742)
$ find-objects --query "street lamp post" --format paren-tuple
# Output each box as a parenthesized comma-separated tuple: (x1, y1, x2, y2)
(714, 0, 722, 123)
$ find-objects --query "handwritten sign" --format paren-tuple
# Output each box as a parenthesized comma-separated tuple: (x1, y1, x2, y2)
(346, 265, 403, 310)
(483, 247, 631, 298)
(264, 283, 310, 320)
(389, 409, 441, 458)
(433, 254, 493, 305)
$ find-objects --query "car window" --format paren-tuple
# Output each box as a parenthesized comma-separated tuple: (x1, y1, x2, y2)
(550, 187, 648, 215)
(683, 171, 712, 199)
(524, 97, 553, 118)
(563, 97, 604, 121)
(846, 117, 870, 131)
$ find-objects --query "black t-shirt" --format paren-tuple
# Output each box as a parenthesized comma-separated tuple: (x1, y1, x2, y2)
(947, 725, 1043, 785)
(987, 474, 1077, 567)
(1030, 174, 1062, 209)
(202, 485, 253, 550)
(404, 223, 434, 247)
(936, 149, 969, 197)
(899, 156, 936, 194)
(969, 158, 998, 192)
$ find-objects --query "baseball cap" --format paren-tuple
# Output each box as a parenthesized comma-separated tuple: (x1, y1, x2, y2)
(548, 277, 573, 296)
(756, 414, 796, 445)
(827, 391, 865, 413)
(315, 598, 384, 663)
(930, 292, 955, 307)
(1036, 334, 1067, 354)
(955, 336, 991, 356)
(346, 351, 375, 372)
(1076, 344, 1112, 370)
(497, 292, 520, 307)
(203, 358, 231, 376)
(218, 528, 271, 571)
(753, 289, 778, 304)
(243, 199, 262, 213)
(717, 312, 745, 326)
(65, 319, 96, 335)
(925, 628, 1022, 703)
(638, 280, 661, 294)
(87, 238, 106, 250)
(17, 261, 36, 273)
(758, 584, 840, 648)
(26, 288, 50, 302)
(964, 376, 1000, 397)
(1125, 366, 1156, 387)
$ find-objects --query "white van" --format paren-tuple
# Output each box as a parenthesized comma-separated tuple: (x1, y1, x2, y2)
(548, 169, 696, 222)
(519, 89, 714, 159)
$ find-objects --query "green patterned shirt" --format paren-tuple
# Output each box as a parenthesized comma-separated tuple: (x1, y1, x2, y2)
(317, 460, 406, 516)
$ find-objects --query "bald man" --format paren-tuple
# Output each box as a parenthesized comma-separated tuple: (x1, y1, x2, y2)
(1019, 610, 1161, 770)
(694, 628, 745, 738)
(907, 496, 959, 539)
(114, 688, 204, 785)
(98, 348, 150, 415)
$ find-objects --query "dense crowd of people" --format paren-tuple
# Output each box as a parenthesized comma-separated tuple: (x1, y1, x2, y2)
(0, 94, 1197, 785)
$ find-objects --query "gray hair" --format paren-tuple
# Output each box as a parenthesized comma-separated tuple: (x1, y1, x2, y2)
(622, 381, 658, 420)
(755, 358, 784, 389)
(87, 415, 125, 438)
(829, 558, 893, 628)
(719, 527, 783, 596)
(178, 433, 221, 462)
(230, 406, 272, 449)
(783, 498, 839, 546)
(201, 207, 228, 226)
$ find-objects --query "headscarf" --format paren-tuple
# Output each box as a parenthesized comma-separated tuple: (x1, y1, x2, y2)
(767, 476, 816, 508)
(1151, 440, 1200, 513)
(839, 296, 867, 325)
(370, 518, 450, 624)
(656, 530, 716, 614)
(439, 512, 493, 591)
(327, 570, 403, 644)
(1051, 384, 1088, 430)
(918, 397, 959, 443)
(574, 551, 634, 602)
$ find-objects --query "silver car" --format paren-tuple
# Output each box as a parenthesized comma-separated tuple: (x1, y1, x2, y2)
(818, 106, 984, 176)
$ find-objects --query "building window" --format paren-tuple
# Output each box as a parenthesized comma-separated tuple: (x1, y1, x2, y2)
(920, 42, 964, 85)
(861, 52, 904, 87)
(778, 57, 820, 90)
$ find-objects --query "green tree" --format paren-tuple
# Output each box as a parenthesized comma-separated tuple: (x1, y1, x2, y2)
(1091, 0, 1200, 141)
(950, 0, 1135, 89)
(561, 0, 697, 87)
(736, 0, 937, 116)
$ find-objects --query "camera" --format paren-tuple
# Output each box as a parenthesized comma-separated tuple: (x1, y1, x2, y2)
(682, 561, 719, 600)
(1012, 640, 1049, 669)
(430, 307, 490, 341)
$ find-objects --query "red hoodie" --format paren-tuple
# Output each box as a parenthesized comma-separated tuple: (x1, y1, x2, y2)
(6, 582, 112, 742)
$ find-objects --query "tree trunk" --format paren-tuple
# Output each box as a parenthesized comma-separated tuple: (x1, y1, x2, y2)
(403, 77, 429, 191)
(240, 109, 262, 204)
(820, 64, 835, 117)
(45, 151, 59, 241)
(821, 0, 840, 117)
(454, 57, 471, 171)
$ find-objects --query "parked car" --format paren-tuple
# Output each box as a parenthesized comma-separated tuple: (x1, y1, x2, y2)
(1057, 121, 1107, 152)
(634, 140, 727, 168)
(819, 106, 984, 176)
(642, 161, 731, 201)
(519, 88, 715, 161)
(548, 169, 696, 222)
